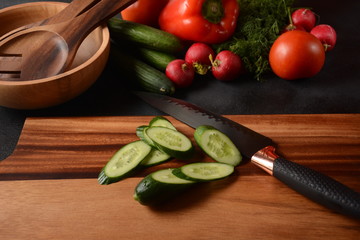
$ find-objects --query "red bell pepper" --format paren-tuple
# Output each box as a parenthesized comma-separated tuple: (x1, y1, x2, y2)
(121, 0, 169, 27)
(159, 0, 240, 44)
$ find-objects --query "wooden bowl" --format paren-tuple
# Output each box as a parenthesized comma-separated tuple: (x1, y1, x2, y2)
(0, 2, 110, 109)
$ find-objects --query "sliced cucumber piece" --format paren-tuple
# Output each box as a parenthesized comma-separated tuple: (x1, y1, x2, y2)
(146, 126, 194, 160)
(98, 141, 152, 185)
(134, 168, 195, 206)
(194, 125, 242, 166)
(172, 162, 234, 182)
(140, 148, 172, 167)
(136, 125, 156, 147)
(136, 125, 148, 142)
(149, 116, 176, 130)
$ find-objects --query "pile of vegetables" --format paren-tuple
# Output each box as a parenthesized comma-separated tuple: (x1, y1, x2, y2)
(109, 0, 337, 94)
(98, 116, 242, 206)
(269, 8, 337, 80)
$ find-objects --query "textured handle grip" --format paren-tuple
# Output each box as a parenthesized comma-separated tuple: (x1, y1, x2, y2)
(273, 157, 360, 219)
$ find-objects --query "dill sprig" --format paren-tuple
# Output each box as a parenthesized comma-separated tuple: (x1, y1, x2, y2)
(214, 0, 294, 81)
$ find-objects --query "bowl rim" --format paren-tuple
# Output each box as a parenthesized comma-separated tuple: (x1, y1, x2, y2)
(0, 1, 110, 86)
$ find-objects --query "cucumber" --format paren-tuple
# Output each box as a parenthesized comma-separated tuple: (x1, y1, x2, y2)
(149, 116, 176, 130)
(140, 148, 172, 167)
(110, 43, 175, 95)
(194, 125, 242, 166)
(136, 117, 176, 146)
(172, 162, 234, 182)
(146, 126, 194, 160)
(134, 168, 195, 206)
(136, 125, 156, 147)
(98, 141, 152, 185)
(134, 47, 176, 71)
(108, 18, 184, 54)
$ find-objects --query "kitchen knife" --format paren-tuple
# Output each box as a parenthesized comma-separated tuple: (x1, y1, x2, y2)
(135, 91, 360, 219)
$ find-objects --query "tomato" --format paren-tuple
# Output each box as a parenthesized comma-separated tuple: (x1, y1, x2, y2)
(269, 31, 325, 80)
(121, 0, 169, 27)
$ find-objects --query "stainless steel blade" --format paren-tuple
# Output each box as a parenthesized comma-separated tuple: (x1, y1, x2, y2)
(135, 91, 272, 158)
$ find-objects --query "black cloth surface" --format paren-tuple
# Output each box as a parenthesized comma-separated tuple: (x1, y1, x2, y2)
(1, 0, 359, 160)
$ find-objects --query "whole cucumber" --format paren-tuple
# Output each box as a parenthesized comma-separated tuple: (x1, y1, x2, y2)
(110, 43, 175, 95)
(134, 47, 176, 71)
(108, 18, 184, 54)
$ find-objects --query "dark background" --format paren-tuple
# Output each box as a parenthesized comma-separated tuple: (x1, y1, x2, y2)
(1, 0, 359, 160)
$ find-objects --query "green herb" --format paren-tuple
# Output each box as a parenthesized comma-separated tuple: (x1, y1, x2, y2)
(214, 0, 294, 81)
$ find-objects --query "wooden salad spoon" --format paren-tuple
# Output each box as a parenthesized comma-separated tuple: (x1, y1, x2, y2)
(0, 0, 100, 43)
(0, 0, 135, 81)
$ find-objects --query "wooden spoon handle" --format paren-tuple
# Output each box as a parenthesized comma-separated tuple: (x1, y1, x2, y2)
(42, 0, 100, 25)
(0, 0, 99, 42)
(63, 0, 136, 43)
(59, 0, 136, 68)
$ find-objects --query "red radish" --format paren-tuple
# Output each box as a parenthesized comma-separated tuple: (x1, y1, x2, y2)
(310, 24, 337, 51)
(283, 23, 305, 32)
(210, 50, 244, 81)
(185, 43, 215, 75)
(165, 59, 195, 88)
(291, 8, 316, 32)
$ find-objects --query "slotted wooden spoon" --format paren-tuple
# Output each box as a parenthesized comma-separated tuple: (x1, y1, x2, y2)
(0, 0, 135, 81)
(0, 0, 99, 43)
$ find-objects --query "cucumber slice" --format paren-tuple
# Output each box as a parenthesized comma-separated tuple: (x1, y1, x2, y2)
(172, 162, 234, 182)
(146, 126, 194, 160)
(136, 125, 156, 147)
(98, 141, 152, 185)
(134, 168, 195, 206)
(194, 125, 242, 166)
(149, 116, 176, 130)
(140, 148, 172, 167)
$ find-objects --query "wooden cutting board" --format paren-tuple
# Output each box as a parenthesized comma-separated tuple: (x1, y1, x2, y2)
(0, 114, 359, 239)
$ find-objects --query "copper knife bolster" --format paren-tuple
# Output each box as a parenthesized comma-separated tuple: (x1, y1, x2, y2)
(251, 146, 279, 175)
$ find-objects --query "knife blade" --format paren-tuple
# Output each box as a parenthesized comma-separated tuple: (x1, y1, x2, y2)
(135, 91, 360, 219)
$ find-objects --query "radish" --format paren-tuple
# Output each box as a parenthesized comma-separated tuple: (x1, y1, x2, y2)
(165, 59, 195, 88)
(283, 23, 305, 33)
(185, 43, 215, 75)
(310, 24, 337, 52)
(210, 50, 244, 81)
(291, 8, 316, 32)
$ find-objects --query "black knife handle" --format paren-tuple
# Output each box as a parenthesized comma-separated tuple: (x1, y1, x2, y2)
(273, 157, 360, 219)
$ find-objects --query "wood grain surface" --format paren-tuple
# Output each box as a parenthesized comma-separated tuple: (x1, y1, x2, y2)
(0, 114, 359, 239)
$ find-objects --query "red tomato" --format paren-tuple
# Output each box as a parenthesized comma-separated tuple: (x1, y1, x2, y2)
(269, 31, 325, 80)
(121, 0, 169, 27)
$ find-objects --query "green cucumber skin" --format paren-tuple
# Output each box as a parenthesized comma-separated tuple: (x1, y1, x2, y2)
(146, 127, 194, 160)
(140, 148, 172, 167)
(194, 125, 242, 166)
(110, 43, 175, 95)
(172, 167, 232, 182)
(136, 126, 156, 147)
(172, 163, 235, 182)
(149, 116, 176, 130)
(98, 141, 152, 185)
(108, 18, 184, 54)
(153, 141, 194, 160)
(98, 167, 139, 185)
(172, 168, 196, 182)
(134, 169, 194, 206)
(135, 48, 176, 71)
(98, 161, 142, 185)
(136, 125, 148, 141)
